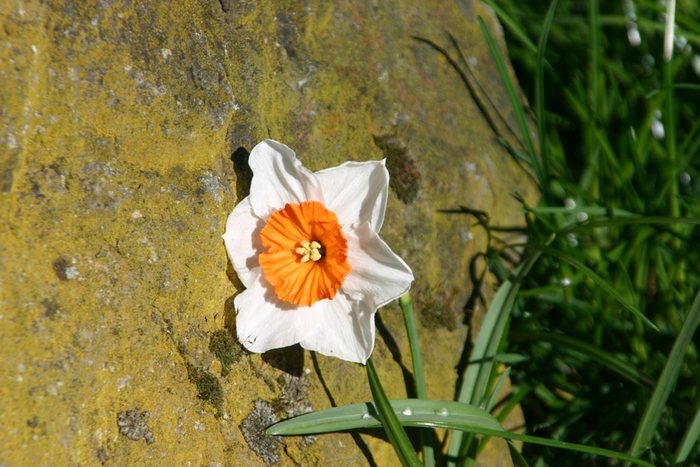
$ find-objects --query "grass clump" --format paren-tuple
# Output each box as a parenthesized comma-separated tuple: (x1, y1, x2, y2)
(481, 0, 700, 464)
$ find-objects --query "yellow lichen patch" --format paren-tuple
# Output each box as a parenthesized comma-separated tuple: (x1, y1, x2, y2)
(1, 0, 535, 465)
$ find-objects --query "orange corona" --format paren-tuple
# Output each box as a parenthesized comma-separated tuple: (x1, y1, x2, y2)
(259, 201, 351, 306)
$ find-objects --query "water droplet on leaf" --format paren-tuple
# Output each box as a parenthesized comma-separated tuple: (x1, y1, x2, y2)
(435, 408, 449, 416)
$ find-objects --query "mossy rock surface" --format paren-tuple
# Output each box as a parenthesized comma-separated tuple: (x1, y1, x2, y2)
(1, 0, 535, 465)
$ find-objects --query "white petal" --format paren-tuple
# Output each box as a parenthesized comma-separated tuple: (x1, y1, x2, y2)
(222, 197, 265, 287)
(248, 139, 323, 218)
(300, 292, 376, 364)
(234, 276, 314, 353)
(342, 222, 414, 308)
(314, 159, 389, 232)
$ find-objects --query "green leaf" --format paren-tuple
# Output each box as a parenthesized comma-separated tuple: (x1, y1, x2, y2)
(485, 366, 511, 413)
(674, 407, 700, 463)
(481, 0, 540, 57)
(477, 17, 544, 187)
(629, 290, 700, 457)
(534, 0, 559, 189)
(448, 249, 544, 463)
(266, 398, 653, 466)
(366, 358, 422, 467)
(267, 399, 503, 436)
(508, 442, 530, 467)
(493, 353, 528, 365)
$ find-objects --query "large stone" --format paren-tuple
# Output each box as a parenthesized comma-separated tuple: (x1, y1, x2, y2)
(0, 0, 536, 465)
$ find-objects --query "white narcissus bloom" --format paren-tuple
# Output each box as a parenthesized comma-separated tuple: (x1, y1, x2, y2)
(222, 139, 414, 364)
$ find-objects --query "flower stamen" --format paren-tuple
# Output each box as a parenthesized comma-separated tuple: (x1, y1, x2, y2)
(295, 240, 324, 263)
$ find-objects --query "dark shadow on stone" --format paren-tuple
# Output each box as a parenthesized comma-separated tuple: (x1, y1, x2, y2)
(372, 134, 421, 204)
(223, 293, 237, 334)
(223, 258, 248, 358)
(224, 258, 244, 318)
(231, 146, 252, 201)
(262, 345, 304, 377)
(311, 353, 377, 467)
(375, 314, 416, 398)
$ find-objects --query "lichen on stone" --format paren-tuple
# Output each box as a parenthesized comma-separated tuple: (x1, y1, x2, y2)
(185, 361, 225, 417)
(240, 399, 281, 466)
(208, 329, 243, 377)
(1, 0, 534, 465)
(117, 408, 155, 444)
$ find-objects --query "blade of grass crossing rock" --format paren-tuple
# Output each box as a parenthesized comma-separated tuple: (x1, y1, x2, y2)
(496, 383, 531, 423)
(508, 441, 530, 467)
(266, 399, 653, 466)
(400, 294, 427, 399)
(400, 293, 435, 467)
(482, 0, 539, 57)
(629, 290, 700, 458)
(447, 250, 544, 465)
(486, 367, 511, 413)
(477, 17, 544, 187)
(366, 358, 422, 467)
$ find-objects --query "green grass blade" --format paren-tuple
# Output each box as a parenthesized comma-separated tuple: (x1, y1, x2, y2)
(448, 249, 544, 462)
(534, 0, 559, 188)
(644, 83, 700, 99)
(400, 294, 427, 399)
(266, 398, 653, 466)
(664, 48, 680, 223)
(508, 442, 530, 467)
(674, 407, 700, 463)
(597, 16, 700, 48)
(481, 0, 540, 56)
(496, 383, 531, 423)
(494, 353, 528, 365)
(542, 247, 657, 330)
(529, 205, 636, 217)
(366, 358, 422, 467)
(562, 216, 700, 234)
(486, 366, 511, 412)
(502, 431, 652, 466)
(400, 293, 435, 467)
(629, 290, 700, 457)
(477, 16, 543, 186)
(510, 331, 654, 387)
(588, 0, 601, 120)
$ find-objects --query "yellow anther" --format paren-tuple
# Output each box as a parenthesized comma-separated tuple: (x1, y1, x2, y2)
(295, 239, 323, 262)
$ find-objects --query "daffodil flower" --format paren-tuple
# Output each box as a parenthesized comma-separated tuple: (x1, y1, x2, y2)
(223, 140, 414, 364)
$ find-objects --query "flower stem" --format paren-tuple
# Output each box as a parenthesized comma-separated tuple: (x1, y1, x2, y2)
(399, 293, 435, 466)
(366, 357, 422, 467)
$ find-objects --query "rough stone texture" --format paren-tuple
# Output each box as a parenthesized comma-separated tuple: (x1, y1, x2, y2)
(0, 0, 536, 465)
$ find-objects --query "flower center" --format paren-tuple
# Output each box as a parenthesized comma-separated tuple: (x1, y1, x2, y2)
(295, 240, 324, 262)
(259, 201, 351, 306)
